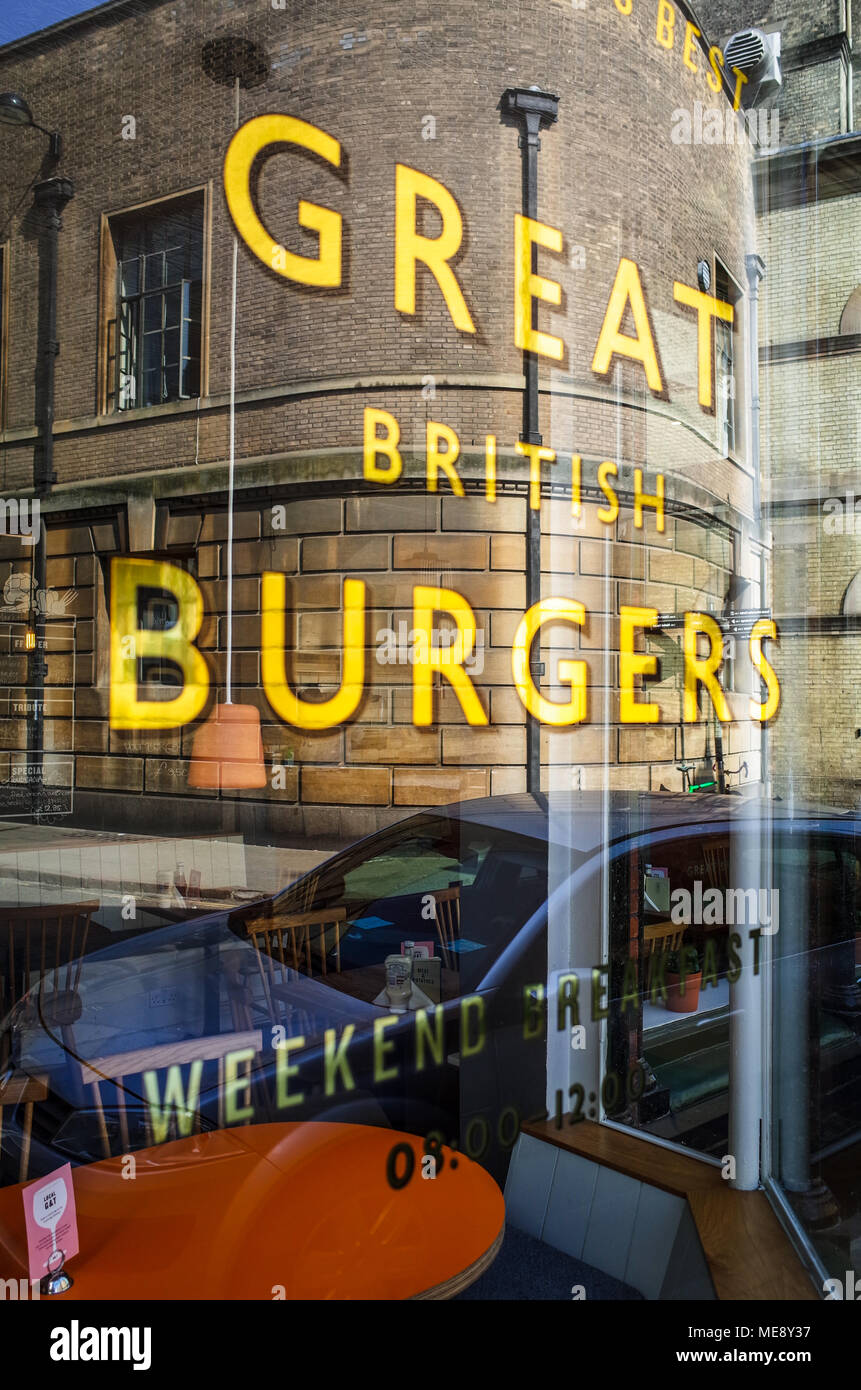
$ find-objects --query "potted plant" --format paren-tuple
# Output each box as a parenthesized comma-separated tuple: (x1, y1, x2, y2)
(664, 944, 703, 1014)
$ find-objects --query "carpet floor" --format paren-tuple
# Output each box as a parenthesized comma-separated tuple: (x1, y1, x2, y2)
(454, 1224, 645, 1300)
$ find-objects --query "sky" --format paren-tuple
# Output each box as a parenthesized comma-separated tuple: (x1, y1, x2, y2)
(0, 0, 105, 46)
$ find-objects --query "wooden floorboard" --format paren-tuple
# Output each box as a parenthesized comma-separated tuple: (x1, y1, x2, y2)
(523, 1119, 818, 1302)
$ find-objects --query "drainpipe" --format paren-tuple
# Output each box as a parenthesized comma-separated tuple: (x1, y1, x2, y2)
(502, 86, 559, 797)
(28, 176, 74, 820)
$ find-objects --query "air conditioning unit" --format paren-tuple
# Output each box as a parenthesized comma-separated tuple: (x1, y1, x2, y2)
(724, 28, 782, 108)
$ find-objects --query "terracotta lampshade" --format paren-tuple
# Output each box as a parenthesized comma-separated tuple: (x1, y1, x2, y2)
(187, 701, 267, 789)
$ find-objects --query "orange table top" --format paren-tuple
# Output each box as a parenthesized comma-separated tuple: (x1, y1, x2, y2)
(0, 1122, 505, 1300)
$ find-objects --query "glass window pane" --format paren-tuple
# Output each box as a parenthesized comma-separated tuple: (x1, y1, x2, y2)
(143, 332, 162, 374)
(143, 251, 165, 290)
(162, 326, 180, 367)
(181, 356, 200, 397)
(162, 363, 179, 400)
(165, 244, 188, 283)
(163, 288, 181, 330)
(143, 294, 162, 334)
(142, 367, 161, 407)
(119, 255, 140, 297)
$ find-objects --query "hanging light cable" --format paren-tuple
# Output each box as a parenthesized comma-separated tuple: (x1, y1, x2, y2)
(190, 52, 267, 790)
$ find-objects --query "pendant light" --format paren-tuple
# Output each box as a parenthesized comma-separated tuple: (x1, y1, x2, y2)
(190, 43, 268, 790)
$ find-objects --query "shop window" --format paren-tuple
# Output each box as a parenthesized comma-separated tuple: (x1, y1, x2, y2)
(604, 831, 733, 1157)
(100, 190, 207, 414)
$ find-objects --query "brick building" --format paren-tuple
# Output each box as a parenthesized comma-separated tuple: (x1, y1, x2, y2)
(0, 0, 774, 843)
(699, 0, 860, 807)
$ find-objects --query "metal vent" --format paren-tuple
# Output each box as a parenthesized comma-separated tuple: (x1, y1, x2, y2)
(725, 28, 766, 73)
(723, 27, 782, 108)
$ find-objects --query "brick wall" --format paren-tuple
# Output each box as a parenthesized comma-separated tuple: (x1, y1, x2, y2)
(0, 0, 771, 839)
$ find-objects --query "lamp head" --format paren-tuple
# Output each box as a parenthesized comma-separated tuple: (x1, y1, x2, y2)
(0, 92, 34, 127)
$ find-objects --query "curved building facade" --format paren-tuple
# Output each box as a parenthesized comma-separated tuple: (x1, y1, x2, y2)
(0, 0, 767, 840)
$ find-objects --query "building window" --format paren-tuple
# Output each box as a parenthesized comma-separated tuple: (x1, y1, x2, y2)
(101, 191, 206, 413)
(714, 259, 743, 461)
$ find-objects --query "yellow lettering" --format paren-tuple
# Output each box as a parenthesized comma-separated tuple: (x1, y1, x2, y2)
(515, 440, 556, 511)
(415, 1006, 445, 1072)
(656, 0, 675, 49)
(143, 1061, 202, 1144)
(633, 468, 665, 532)
(373, 1015, 400, 1083)
(110, 558, 209, 730)
(395, 165, 475, 332)
(485, 434, 497, 502)
(683, 20, 700, 71)
(707, 45, 725, 93)
(224, 115, 342, 287)
(732, 67, 749, 110)
(749, 618, 780, 722)
(426, 420, 465, 496)
(673, 282, 733, 409)
(275, 1036, 305, 1109)
(461, 994, 486, 1059)
(684, 612, 731, 722)
(412, 586, 488, 726)
(324, 1025, 355, 1095)
(512, 599, 587, 726)
(224, 1048, 256, 1124)
(592, 258, 664, 393)
(557, 974, 580, 1030)
(364, 407, 403, 482)
(591, 966, 610, 1021)
(262, 575, 365, 729)
(620, 606, 660, 723)
(597, 461, 620, 524)
(523, 984, 545, 1040)
(514, 214, 564, 361)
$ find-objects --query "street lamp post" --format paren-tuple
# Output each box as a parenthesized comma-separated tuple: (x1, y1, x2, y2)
(502, 86, 559, 797)
(0, 96, 71, 820)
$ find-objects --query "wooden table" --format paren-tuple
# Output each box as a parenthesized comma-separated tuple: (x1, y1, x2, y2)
(0, 1122, 504, 1300)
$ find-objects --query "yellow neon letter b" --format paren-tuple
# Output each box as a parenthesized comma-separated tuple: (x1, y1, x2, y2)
(110, 557, 209, 730)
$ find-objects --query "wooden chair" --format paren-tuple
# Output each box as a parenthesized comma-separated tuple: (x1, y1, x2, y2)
(433, 887, 461, 971)
(79, 1031, 263, 1160)
(246, 905, 345, 997)
(703, 842, 729, 892)
(643, 919, 685, 957)
(0, 1071, 49, 1183)
(0, 902, 101, 1069)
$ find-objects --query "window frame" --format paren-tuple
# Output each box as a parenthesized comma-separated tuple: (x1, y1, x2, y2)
(713, 256, 746, 466)
(97, 184, 212, 417)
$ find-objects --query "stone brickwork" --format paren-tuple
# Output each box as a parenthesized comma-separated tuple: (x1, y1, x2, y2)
(0, 0, 770, 840)
(698, 0, 861, 810)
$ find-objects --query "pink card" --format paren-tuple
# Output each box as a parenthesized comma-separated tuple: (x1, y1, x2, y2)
(401, 941, 435, 959)
(23, 1164, 79, 1283)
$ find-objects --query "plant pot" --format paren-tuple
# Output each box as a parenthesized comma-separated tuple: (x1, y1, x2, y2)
(665, 971, 702, 1014)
